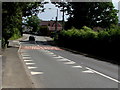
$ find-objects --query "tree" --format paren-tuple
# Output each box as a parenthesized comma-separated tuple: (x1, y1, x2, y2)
(24, 15, 41, 32)
(53, 2, 118, 29)
(2, 2, 44, 47)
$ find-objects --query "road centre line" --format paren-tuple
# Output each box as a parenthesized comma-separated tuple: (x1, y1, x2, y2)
(86, 67, 120, 83)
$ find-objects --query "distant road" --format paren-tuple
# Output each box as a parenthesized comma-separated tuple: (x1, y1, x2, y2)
(18, 34, 119, 88)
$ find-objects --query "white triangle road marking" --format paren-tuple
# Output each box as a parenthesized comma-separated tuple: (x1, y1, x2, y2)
(22, 55, 30, 57)
(64, 61, 76, 64)
(51, 54, 57, 56)
(57, 58, 70, 61)
(48, 52, 54, 54)
(53, 56, 63, 59)
(31, 71, 44, 75)
(28, 66, 38, 69)
(24, 60, 33, 62)
(26, 63, 35, 65)
(82, 70, 94, 73)
(23, 57, 31, 59)
(72, 65, 82, 68)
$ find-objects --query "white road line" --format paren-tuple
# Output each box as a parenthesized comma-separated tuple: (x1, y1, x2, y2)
(51, 54, 57, 56)
(22, 57, 31, 59)
(21, 55, 30, 57)
(13, 41, 18, 43)
(48, 52, 54, 54)
(82, 70, 94, 73)
(24, 60, 33, 62)
(53, 56, 63, 59)
(31, 71, 44, 75)
(64, 61, 76, 65)
(72, 65, 82, 68)
(21, 53, 29, 55)
(86, 67, 120, 83)
(26, 62, 35, 65)
(57, 58, 71, 62)
(28, 66, 38, 69)
(45, 50, 50, 53)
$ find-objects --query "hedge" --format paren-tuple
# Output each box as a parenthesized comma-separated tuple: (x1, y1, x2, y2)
(55, 26, 120, 63)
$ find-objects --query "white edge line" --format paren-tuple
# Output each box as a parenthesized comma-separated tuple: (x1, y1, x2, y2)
(86, 67, 120, 83)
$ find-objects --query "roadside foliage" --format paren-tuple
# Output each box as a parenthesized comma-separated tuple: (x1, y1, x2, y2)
(2, 2, 43, 48)
(55, 26, 120, 64)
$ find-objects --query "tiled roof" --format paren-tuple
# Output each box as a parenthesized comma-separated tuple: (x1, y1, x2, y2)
(40, 21, 62, 31)
(48, 26, 62, 31)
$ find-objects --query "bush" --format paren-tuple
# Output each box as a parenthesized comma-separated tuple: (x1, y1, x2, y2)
(9, 28, 21, 40)
(55, 26, 120, 61)
(39, 26, 49, 36)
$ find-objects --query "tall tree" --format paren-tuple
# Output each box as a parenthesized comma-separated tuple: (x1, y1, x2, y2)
(24, 15, 41, 32)
(2, 2, 44, 46)
(53, 2, 118, 29)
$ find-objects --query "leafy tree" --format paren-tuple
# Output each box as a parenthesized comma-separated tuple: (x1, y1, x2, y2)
(53, 2, 118, 29)
(2, 2, 44, 47)
(24, 15, 41, 32)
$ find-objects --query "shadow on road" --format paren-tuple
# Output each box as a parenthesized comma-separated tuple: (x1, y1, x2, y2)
(20, 40, 36, 44)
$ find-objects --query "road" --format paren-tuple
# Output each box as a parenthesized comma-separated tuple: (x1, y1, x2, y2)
(19, 34, 119, 88)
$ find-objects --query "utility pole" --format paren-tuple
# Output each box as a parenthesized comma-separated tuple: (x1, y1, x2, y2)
(55, 9, 58, 32)
(62, 5, 65, 30)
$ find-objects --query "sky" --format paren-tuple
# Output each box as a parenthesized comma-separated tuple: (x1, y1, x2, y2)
(38, 0, 120, 21)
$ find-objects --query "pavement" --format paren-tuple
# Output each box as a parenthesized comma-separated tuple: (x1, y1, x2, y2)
(2, 35, 34, 88)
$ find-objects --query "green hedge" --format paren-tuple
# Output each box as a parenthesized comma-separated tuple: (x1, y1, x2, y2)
(55, 26, 120, 62)
(39, 26, 49, 36)
(10, 28, 21, 40)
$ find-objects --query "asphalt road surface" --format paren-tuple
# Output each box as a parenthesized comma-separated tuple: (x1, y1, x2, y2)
(19, 34, 119, 88)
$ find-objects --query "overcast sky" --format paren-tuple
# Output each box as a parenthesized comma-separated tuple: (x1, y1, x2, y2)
(38, 0, 120, 21)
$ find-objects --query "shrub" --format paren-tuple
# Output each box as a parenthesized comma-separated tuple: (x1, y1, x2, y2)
(55, 26, 120, 61)
(39, 26, 49, 36)
(10, 28, 21, 40)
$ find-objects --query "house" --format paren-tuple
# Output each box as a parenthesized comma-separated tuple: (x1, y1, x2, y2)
(40, 20, 62, 31)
